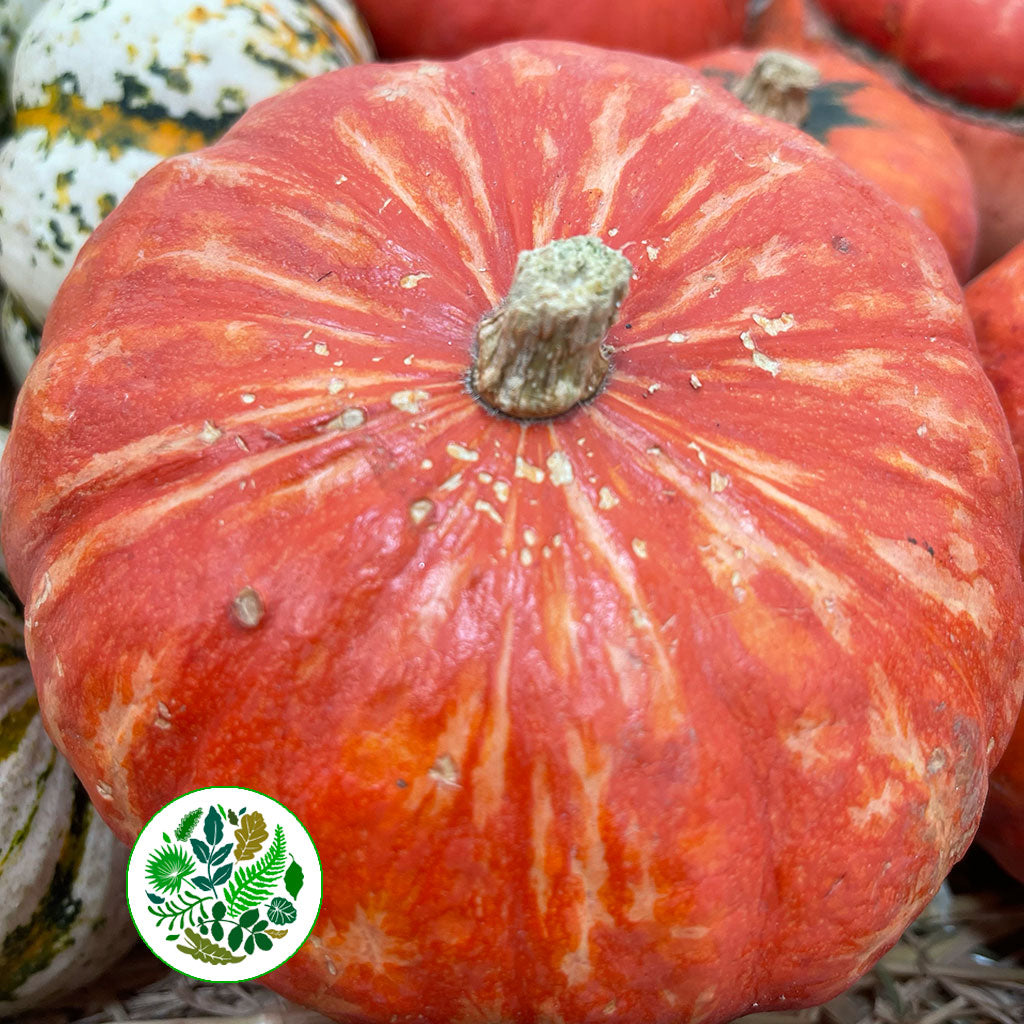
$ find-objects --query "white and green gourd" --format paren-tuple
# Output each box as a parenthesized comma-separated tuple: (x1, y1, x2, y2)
(0, 533, 137, 1011)
(0, 290, 39, 386)
(0, 1, 46, 386)
(0, 0, 375, 338)
(0, 0, 48, 123)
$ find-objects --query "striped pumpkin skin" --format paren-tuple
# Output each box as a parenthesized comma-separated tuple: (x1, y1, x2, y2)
(965, 241, 1024, 883)
(0, 0, 374, 327)
(0, 591, 135, 1014)
(354, 0, 747, 59)
(694, 46, 978, 280)
(2, 41, 1023, 1024)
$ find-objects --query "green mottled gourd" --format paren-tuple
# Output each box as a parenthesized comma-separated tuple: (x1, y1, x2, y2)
(0, 592, 137, 1013)
(0, 291, 40, 385)
(0, 0, 47, 126)
(0, 0, 374, 331)
(0, 429, 137, 1013)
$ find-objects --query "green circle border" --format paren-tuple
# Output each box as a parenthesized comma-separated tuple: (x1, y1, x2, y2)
(125, 784, 324, 984)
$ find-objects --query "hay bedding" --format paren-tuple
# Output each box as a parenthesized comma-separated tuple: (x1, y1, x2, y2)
(9, 850, 1023, 1024)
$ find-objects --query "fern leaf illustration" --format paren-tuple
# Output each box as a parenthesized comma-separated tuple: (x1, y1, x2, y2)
(223, 824, 286, 917)
(174, 807, 203, 841)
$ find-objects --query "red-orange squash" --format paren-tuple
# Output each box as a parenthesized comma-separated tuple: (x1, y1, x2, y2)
(3, 41, 1024, 1024)
(751, 0, 1024, 273)
(965, 240, 1024, 882)
(353, 0, 747, 59)
(693, 46, 978, 280)
(813, 0, 1024, 112)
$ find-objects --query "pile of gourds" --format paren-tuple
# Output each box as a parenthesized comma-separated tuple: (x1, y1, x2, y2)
(2, 0, 1024, 1020)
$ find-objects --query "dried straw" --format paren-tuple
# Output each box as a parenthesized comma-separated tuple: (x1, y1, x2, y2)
(11, 852, 1024, 1024)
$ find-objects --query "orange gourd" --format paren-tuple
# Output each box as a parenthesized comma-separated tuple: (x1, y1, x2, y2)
(694, 45, 978, 279)
(750, 0, 1024, 273)
(3, 41, 1023, 1024)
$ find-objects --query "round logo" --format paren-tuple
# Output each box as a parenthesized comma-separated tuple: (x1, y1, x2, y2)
(126, 787, 322, 982)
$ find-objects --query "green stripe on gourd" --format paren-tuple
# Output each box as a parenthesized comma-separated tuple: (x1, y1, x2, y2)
(0, 593, 137, 1014)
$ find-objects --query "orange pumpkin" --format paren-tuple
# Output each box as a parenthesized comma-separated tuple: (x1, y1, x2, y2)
(352, 0, 747, 59)
(744, 0, 833, 50)
(3, 40, 1023, 1024)
(965, 240, 1024, 881)
(694, 46, 978, 280)
(751, 0, 1024, 273)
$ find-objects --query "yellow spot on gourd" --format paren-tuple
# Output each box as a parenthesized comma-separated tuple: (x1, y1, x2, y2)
(409, 499, 433, 525)
(16, 84, 205, 159)
(390, 390, 429, 414)
(546, 451, 574, 486)
(326, 408, 366, 431)
(399, 273, 430, 289)
(447, 442, 478, 462)
(474, 499, 503, 525)
(514, 456, 545, 483)
(752, 311, 796, 335)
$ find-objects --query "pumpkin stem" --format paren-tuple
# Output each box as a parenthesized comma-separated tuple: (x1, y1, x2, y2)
(470, 236, 632, 420)
(732, 50, 822, 127)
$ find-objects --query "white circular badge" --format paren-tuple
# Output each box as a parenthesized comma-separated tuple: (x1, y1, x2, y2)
(126, 787, 322, 982)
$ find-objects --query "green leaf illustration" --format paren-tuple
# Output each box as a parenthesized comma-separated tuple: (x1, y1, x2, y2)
(212, 862, 234, 886)
(227, 809, 239, 825)
(266, 928, 288, 939)
(147, 890, 209, 930)
(267, 897, 296, 925)
(211, 842, 233, 866)
(228, 925, 243, 952)
(205, 806, 224, 846)
(146, 844, 197, 895)
(176, 927, 246, 965)
(223, 825, 286, 916)
(284, 857, 304, 900)
(174, 807, 203, 841)
(254, 932, 273, 951)
(233, 811, 268, 861)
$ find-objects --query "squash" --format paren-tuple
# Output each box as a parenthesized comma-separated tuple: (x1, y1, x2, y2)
(353, 0, 747, 59)
(694, 46, 978, 280)
(0, 583, 137, 1014)
(964, 240, 1024, 883)
(744, 0, 833, 51)
(0, 0, 46, 130)
(0, 0, 374, 328)
(749, 0, 1024, 274)
(813, 0, 1024, 112)
(0, 290, 40, 386)
(3, 39, 1023, 1024)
